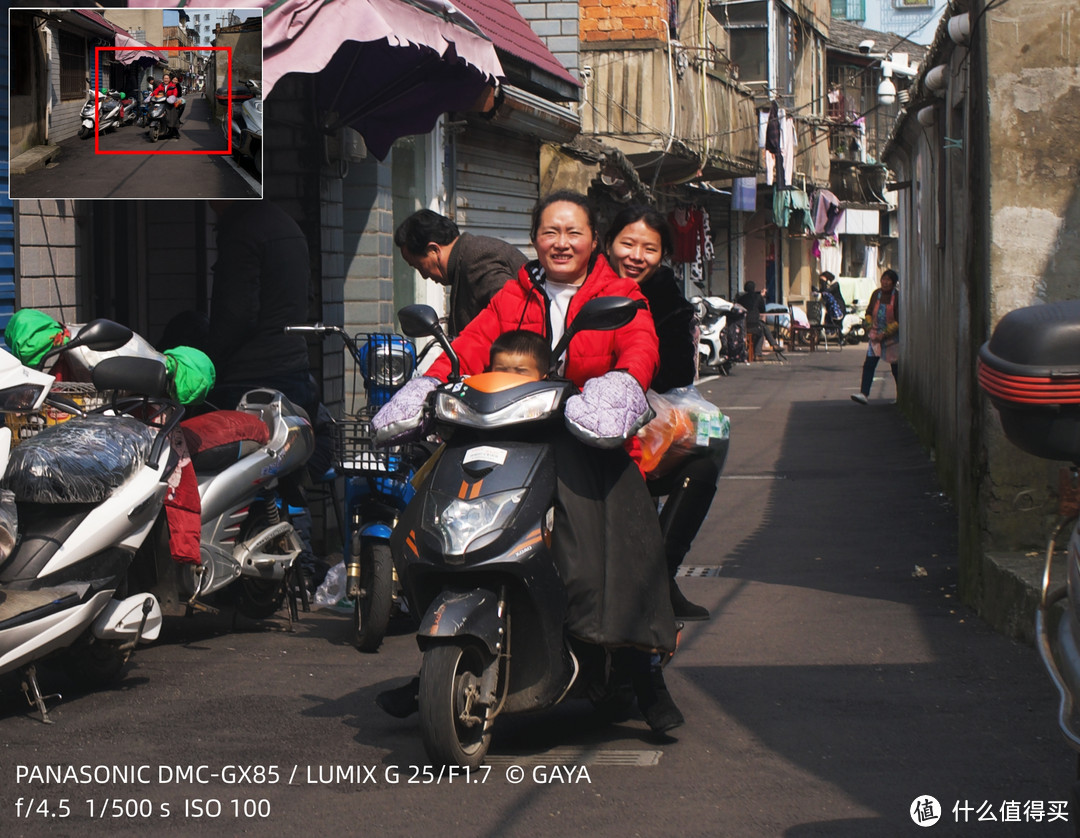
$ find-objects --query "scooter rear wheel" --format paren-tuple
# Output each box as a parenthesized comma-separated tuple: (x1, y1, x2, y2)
(353, 539, 393, 653)
(234, 577, 286, 620)
(419, 642, 494, 768)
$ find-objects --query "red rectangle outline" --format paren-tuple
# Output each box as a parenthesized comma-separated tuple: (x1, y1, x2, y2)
(93, 46, 235, 156)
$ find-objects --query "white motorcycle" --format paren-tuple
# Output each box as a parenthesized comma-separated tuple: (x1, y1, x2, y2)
(0, 320, 179, 721)
(77, 88, 135, 140)
(692, 295, 744, 376)
(219, 79, 262, 174)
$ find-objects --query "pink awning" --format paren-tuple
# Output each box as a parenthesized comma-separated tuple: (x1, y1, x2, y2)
(128, 0, 503, 98)
(113, 33, 162, 66)
(127, 0, 505, 159)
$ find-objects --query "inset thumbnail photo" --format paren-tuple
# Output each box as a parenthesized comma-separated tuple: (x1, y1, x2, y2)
(10, 7, 264, 200)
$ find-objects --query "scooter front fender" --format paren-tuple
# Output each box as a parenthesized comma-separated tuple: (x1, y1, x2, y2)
(359, 522, 393, 540)
(417, 587, 502, 656)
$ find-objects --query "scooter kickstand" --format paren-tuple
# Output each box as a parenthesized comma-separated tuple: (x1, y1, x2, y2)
(20, 665, 61, 724)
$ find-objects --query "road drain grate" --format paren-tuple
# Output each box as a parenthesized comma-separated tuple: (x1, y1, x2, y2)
(487, 749, 662, 767)
(677, 566, 722, 577)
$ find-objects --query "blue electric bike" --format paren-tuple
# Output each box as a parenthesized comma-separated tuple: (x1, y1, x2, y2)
(286, 325, 428, 651)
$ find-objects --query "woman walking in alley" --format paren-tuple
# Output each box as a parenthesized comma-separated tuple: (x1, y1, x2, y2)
(851, 269, 900, 404)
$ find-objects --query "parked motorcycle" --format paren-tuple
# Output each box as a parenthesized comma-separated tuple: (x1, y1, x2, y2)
(0, 319, 180, 722)
(77, 88, 135, 139)
(129, 388, 315, 624)
(692, 295, 743, 375)
(980, 299, 1080, 760)
(285, 324, 427, 652)
(218, 80, 262, 173)
(386, 297, 643, 767)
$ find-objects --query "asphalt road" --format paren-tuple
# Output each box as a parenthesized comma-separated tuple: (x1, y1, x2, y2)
(10, 97, 260, 200)
(0, 346, 1071, 837)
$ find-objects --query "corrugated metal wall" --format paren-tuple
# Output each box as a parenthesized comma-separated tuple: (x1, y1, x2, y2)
(453, 123, 539, 256)
(0, 14, 17, 329)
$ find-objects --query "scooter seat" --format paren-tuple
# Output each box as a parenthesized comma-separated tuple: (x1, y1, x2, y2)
(2, 415, 155, 504)
(181, 410, 270, 473)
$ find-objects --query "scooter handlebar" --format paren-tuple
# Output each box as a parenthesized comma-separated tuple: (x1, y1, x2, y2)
(284, 323, 343, 337)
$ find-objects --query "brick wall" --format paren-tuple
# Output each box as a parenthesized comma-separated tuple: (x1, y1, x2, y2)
(14, 200, 83, 321)
(580, 0, 667, 43)
(514, 1, 581, 78)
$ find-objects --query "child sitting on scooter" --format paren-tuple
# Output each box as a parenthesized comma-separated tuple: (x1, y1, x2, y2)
(487, 329, 551, 380)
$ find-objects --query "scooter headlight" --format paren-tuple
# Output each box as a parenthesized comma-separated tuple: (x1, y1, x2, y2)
(424, 488, 525, 556)
(0, 383, 47, 413)
(435, 390, 560, 429)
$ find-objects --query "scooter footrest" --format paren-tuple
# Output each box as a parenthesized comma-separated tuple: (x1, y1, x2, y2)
(0, 587, 83, 626)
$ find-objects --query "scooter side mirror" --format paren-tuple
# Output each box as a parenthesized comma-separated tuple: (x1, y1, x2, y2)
(398, 305, 441, 338)
(549, 296, 642, 371)
(67, 318, 134, 352)
(38, 318, 133, 369)
(398, 304, 460, 382)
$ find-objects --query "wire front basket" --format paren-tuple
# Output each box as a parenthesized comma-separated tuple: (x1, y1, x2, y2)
(332, 416, 412, 477)
(4, 382, 110, 444)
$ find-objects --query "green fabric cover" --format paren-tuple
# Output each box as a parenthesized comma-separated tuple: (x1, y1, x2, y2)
(164, 346, 216, 405)
(5, 309, 67, 368)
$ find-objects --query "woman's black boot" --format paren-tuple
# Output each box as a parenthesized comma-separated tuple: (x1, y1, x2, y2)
(626, 652, 684, 734)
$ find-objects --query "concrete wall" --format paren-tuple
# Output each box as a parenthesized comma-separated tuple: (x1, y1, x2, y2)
(99, 10, 164, 49)
(886, 0, 1080, 617)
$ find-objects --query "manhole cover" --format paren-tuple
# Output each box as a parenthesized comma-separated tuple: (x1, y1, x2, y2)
(677, 566, 722, 577)
(487, 748, 661, 767)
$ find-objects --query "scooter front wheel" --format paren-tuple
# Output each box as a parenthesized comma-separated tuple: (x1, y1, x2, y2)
(61, 638, 130, 687)
(77, 126, 91, 140)
(419, 642, 494, 768)
(353, 539, 393, 653)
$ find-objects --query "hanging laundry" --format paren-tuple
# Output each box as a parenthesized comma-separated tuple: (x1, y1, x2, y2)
(817, 234, 842, 277)
(669, 206, 704, 263)
(733, 177, 757, 212)
(811, 189, 844, 236)
(772, 188, 814, 235)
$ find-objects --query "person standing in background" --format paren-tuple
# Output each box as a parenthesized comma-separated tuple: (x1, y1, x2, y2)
(851, 269, 900, 405)
(205, 200, 318, 417)
(394, 210, 526, 338)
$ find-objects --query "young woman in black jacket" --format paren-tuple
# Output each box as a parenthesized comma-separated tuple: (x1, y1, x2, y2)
(605, 206, 720, 622)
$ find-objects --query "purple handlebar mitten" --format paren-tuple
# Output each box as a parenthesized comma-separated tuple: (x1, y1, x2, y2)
(371, 376, 439, 445)
(564, 370, 654, 448)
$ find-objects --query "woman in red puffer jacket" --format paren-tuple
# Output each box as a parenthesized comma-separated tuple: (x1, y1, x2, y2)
(427, 197, 657, 392)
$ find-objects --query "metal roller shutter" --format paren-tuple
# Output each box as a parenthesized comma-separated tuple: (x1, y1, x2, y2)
(453, 123, 538, 256)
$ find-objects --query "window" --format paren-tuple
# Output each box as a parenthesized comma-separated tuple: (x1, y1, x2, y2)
(58, 29, 86, 100)
(11, 23, 32, 96)
(832, 0, 866, 19)
(710, 1, 768, 84)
